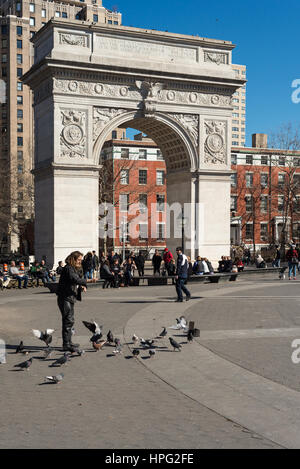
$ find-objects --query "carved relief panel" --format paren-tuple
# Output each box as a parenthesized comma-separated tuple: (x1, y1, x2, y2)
(202, 120, 228, 168)
(60, 109, 88, 159)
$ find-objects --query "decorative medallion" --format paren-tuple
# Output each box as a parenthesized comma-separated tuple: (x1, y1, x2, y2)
(94, 84, 104, 95)
(68, 81, 78, 92)
(204, 120, 227, 166)
(62, 124, 84, 146)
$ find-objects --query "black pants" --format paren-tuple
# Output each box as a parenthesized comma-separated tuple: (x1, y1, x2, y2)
(137, 267, 144, 277)
(175, 278, 191, 301)
(58, 297, 75, 347)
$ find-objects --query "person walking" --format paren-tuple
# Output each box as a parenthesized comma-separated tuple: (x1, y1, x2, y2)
(135, 251, 145, 277)
(82, 252, 94, 280)
(286, 244, 298, 280)
(56, 251, 87, 352)
(273, 247, 281, 268)
(152, 250, 162, 276)
(175, 247, 191, 303)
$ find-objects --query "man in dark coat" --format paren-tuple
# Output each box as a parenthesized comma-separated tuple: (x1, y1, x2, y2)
(175, 247, 191, 302)
(152, 250, 162, 275)
(135, 251, 145, 277)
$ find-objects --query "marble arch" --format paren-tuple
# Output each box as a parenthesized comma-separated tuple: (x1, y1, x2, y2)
(23, 19, 245, 266)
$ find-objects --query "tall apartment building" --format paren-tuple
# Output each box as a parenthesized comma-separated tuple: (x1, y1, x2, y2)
(232, 64, 246, 147)
(0, 0, 121, 255)
(101, 130, 167, 257)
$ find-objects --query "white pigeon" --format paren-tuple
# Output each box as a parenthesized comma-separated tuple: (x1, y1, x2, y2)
(32, 329, 55, 346)
(168, 316, 188, 332)
(132, 334, 139, 344)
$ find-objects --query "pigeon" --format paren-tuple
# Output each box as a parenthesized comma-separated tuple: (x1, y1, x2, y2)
(75, 349, 85, 357)
(15, 357, 33, 370)
(93, 341, 107, 352)
(45, 373, 64, 384)
(169, 337, 182, 352)
(149, 350, 156, 358)
(169, 317, 188, 332)
(140, 338, 155, 349)
(132, 334, 139, 345)
(82, 321, 102, 336)
(113, 339, 122, 354)
(159, 328, 167, 338)
(187, 330, 194, 343)
(107, 330, 114, 344)
(51, 353, 70, 367)
(43, 348, 53, 360)
(90, 334, 103, 343)
(132, 349, 140, 357)
(15, 341, 24, 354)
(32, 329, 55, 346)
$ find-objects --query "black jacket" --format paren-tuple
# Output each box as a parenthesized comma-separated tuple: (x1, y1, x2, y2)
(176, 254, 189, 278)
(57, 265, 87, 304)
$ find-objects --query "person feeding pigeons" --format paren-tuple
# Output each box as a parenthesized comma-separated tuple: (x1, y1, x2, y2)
(56, 251, 87, 353)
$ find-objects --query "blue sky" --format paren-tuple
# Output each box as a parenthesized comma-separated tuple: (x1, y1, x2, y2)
(105, 0, 300, 146)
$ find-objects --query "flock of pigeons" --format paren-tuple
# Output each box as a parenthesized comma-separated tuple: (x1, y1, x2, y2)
(13, 316, 198, 384)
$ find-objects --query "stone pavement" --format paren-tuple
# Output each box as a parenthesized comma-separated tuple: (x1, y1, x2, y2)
(2, 274, 300, 449)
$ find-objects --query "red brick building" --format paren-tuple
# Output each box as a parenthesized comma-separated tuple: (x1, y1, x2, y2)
(100, 130, 167, 256)
(231, 134, 300, 251)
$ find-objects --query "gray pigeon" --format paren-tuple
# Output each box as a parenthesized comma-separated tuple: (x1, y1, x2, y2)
(43, 348, 53, 360)
(51, 353, 70, 367)
(15, 357, 33, 370)
(149, 350, 156, 358)
(169, 337, 182, 352)
(16, 341, 24, 354)
(45, 373, 64, 384)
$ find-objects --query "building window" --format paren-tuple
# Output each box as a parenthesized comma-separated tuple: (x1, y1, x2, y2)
(231, 173, 237, 187)
(231, 196, 237, 212)
(261, 224, 268, 240)
(18, 192, 23, 201)
(2, 39, 7, 48)
(293, 174, 300, 188)
(1, 54, 7, 64)
(55, 11, 60, 17)
(139, 194, 147, 213)
(17, 136, 23, 146)
(93, 14, 98, 22)
(232, 134, 239, 139)
(18, 205, 23, 213)
(30, 17, 35, 26)
(157, 223, 165, 241)
(120, 169, 129, 185)
(17, 26, 22, 36)
(62, 12, 68, 18)
(278, 173, 285, 187)
(18, 164, 23, 173)
(156, 194, 165, 212)
(245, 196, 253, 213)
(156, 170, 165, 186)
(17, 123, 23, 132)
(30, 31, 35, 39)
(120, 194, 129, 212)
(246, 155, 253, 165)
(278, 196, 284, 212)
(261, 155, 268, 165)
(232, 127, 239, 131)
(260, 196, 268, 213)
(114, 21, 119, 25)
(111, 131, 117, 139)
(1, 25, 8, 35)
(232, 113, 239, 118)
(231, 154, 237, 165)
(232, 141, 239, 146)
(245, 224, 253, 239)
(278, 156, 286, 166)
(17, 68, 23, 78)
(139, 149, 147, 160)
(17, 150, 23, 160)
(41, 9, 46, 17)
(246, 173, 253, 188)
(17, 40, 22, 49)
(17, 82, 23, 91)
(121, 148, 129, 159)
(157, 150, 164, 160)
(75, 12, 81, 20)
(17, 96, 23, 104)
(139, 170, 147, 185)
(139, 224, 148, 241)
(108, 20, 112, 24)
(261, 173, 268, 188)
(17, 54, 22, 64)
(29, 3, 35, 13)
(2, 68, 7, 77)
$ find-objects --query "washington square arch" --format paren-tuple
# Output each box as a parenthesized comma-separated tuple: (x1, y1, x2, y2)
(23, 19, 245, 266)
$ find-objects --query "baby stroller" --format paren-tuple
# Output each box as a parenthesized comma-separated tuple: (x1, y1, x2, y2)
(279, 267, 287, 280)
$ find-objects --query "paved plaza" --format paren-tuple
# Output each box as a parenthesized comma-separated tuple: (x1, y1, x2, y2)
(2, 273, 300, 449)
